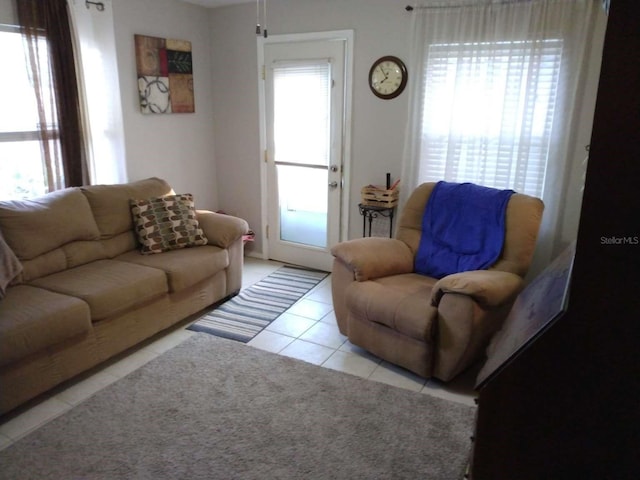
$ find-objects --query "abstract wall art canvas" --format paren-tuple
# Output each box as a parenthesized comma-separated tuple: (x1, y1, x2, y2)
(135, 34, 195, 114)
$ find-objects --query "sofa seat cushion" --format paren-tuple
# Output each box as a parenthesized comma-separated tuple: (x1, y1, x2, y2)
(0, 285, 91, 367)
(29, 260, 168, 321)
(345, 273, 438, 341)
(116, 245, 228, 293)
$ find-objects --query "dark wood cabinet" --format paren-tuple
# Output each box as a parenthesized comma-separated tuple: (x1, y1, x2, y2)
(471, 1, 640, 478)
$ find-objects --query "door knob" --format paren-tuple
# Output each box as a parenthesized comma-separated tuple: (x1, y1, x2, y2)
(328, 181, 339, 189)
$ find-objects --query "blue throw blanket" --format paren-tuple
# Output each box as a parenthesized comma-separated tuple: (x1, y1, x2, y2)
(415, 181, 515, 279)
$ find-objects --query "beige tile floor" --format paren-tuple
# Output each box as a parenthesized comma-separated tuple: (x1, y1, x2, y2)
(0, 256, 478, 451)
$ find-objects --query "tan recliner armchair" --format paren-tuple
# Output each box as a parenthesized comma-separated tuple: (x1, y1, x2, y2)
(331, 182, 543, 381)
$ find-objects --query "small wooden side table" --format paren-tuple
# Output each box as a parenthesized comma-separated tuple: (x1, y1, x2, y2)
(358, 203, 395, 238)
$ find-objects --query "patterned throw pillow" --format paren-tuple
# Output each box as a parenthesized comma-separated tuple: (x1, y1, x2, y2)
(130, 194, 208, 255)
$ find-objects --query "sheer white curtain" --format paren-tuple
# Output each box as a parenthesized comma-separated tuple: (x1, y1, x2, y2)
(67, 0, 126, 185)
(402, 0, 602, 276)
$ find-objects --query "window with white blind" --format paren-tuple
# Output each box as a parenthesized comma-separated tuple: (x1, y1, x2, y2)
(417, 39, 563, 197)
(273, 61, 331, 169)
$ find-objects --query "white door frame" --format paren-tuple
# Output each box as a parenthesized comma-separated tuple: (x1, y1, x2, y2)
(257, 30, 354, 264)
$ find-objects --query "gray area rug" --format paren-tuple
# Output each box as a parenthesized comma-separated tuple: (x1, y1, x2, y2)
(0, 334, 476, 480)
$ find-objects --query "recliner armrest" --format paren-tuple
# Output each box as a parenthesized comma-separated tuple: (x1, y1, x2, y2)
(196, 210, 249, 249)
(431, 270, 523, 308)
(330, 237, 414, 281)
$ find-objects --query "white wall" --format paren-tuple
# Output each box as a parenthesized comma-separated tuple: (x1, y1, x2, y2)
(2, 0, 605, 262)
(209, 0, 606, 260)
(210, 0, 413, 255)
(0, 0, 15, 24)
(111, 0, 218, 210)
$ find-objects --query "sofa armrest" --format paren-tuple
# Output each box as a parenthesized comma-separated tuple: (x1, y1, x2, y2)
(330, 237, 414, 281)
(196, 210, 249, 249)
(430, 270, 523, 308)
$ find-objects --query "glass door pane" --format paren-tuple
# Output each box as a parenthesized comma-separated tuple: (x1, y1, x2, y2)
(273, 60, 331, 249)
(277, 164, 328, 248)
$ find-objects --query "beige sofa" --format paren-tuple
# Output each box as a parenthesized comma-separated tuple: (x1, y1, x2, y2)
(0, 177, 249, 415)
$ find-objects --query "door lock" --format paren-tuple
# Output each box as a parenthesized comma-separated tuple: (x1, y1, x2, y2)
(330, 164, 339, 172)
(328, 181, 339, 189)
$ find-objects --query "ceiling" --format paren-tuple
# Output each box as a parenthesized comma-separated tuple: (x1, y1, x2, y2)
(179, 0, 252, 8)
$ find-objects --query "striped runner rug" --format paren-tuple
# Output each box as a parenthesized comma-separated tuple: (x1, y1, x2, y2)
(187, 265, 329, 343)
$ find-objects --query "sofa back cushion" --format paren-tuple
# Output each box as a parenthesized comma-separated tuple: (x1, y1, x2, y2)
(81, 177, 173, 257)
(0, 188, 105, 282)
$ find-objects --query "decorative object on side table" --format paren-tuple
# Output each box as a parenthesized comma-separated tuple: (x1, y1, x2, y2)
(134, 34, 194, 114)
(359, 174, 400, 237)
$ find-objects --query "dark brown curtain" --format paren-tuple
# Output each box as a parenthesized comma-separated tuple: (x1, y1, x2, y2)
(16, 0, 88, 190)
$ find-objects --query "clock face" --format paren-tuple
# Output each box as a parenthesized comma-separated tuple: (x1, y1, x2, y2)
(369, 56, 407, 99)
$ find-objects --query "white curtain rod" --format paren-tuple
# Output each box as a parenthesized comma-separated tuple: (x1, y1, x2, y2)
(405, 0, 607, 12)
(405, 0, 534, 11)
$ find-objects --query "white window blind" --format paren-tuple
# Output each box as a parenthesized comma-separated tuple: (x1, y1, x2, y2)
(418, 39, 563, 197)
(273, 61, 331, 167)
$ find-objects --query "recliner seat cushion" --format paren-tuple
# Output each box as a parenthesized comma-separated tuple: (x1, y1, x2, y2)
(0, 285, 91, 367)
(345, 273, 438, 341)
(115, 245, 228, 293)
(29, 260, 168, 321)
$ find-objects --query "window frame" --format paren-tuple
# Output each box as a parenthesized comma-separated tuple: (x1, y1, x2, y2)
(0, 22, 60, 199)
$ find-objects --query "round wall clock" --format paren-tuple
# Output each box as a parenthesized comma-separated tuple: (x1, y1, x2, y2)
(368, 56, 408, 100)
